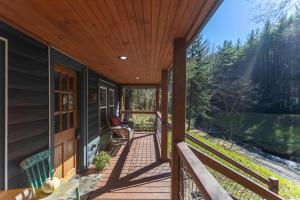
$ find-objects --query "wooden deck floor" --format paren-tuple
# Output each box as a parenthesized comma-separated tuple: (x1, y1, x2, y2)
(89, 133, 171, 200)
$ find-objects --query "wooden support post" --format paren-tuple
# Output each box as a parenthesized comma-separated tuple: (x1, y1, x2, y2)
(118, 86, 123, 119)
(171, 38, 187, 200)
(268, 177, 279, 194)
(156, 85, 160, 112)
(161, 70, 168, 161)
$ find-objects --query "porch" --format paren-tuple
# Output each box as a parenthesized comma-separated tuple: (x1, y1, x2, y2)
(0, 0, 285, 200)
(89, 133, 171, 200)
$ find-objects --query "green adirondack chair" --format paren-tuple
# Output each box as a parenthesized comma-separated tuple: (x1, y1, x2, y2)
(20, 149, 80, 200)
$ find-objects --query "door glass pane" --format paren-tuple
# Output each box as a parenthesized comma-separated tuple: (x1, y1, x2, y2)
(55, 115, 61, 133)
(62, 113, 68, 131)
(62, 93, 68, 111)
(62, 74, 68, 91)
(69, 93, 74, 110)
(55, 72, 60, 91)
(69, 112, 74, 128)
(55, 92, 60, 112)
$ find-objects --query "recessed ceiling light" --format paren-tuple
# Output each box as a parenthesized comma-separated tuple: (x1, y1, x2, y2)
(119, 56, 128, 60)
(136, 76, 140, 80)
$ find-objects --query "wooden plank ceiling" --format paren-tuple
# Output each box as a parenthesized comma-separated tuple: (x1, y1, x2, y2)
(0, 0, 220, 84)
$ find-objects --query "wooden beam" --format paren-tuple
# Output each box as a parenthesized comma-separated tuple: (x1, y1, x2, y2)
(161, 70, 168, 161)
(171, 38, 187, 200)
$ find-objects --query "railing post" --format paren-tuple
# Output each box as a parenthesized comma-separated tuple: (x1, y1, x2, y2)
(268, 177, 279, 194)
(161, 70, 168, 161)
(171, 38, 187, 200)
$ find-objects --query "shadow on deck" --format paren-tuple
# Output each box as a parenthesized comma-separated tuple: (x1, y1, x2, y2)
(89, 133, 171, 200)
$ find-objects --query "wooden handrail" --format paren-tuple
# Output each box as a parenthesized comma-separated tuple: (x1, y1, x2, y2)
(121, 110, 156, 114)
(189, 145, 284, 200)
(176, 142, 233, 200)
(186, 134, 270, 185)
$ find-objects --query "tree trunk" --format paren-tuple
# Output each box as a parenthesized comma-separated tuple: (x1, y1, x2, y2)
(187, 118, 191, 131)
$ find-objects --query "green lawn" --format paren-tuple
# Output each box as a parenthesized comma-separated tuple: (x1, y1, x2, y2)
(187, 130, 300, 200)
(212, 112, 300, 162)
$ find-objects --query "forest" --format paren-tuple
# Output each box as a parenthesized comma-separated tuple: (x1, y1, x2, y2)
(187, 12, 300, 161)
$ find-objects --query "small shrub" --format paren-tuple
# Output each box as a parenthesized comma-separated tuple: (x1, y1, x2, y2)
(93, 151, 111, 171)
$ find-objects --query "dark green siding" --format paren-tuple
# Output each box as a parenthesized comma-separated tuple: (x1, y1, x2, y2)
(0, 22, 49, 188)
(0, 37, 6, 189)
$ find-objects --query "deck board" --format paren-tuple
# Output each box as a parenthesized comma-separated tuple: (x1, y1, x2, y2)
(89, 133, 171, 200)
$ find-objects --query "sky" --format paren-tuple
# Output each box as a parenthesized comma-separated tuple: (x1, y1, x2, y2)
(201, 0, 263, 48)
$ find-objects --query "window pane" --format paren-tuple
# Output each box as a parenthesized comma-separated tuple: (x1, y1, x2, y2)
(62, 113, 68, 131)
(55, 115, 61, 133)
(100, 108, 107, 128)
(62, 74, 68, 91)
(69, 77, 74, 91)
(109, 89, 114, 106)
(100, 88, 107, 106)
(109, 106, 114, 117)
(55, 72, 60, 91)
(62, 93, 68, 111)
(54, 92, 60, 112)
(69, 112, 74, 128)
(69, 93, 74, 110)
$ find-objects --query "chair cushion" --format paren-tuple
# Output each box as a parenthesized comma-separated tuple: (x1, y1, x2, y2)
(111, 116, 121, 126)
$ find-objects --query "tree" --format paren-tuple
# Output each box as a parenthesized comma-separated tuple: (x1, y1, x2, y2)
(211, 73, 259, 147)
(186, 35, 212, 130)
(250, 0, 300, 23)
(186, 59, 212, 130)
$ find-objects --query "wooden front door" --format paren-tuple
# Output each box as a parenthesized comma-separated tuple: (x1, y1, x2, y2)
(53, 66, 78, 181)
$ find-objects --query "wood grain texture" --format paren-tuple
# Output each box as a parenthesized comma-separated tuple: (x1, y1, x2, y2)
(53, 66, 78, 181)
(0, 0, 219, 84)
(160, 70, 168, 161)
(176, 142, 232, 200)
(171, 38, 186, 200)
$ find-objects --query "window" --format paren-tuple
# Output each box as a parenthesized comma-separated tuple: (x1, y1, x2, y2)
(54, 69, 76, 133)
(108, 89, 115, 117)
(99, 87, 107, 129)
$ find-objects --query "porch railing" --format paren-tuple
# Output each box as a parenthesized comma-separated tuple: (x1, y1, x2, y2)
(121, 110, 156, 131)
(155, 111, 283, 200)
(186, 134, 279, 194)
(176, 141, 232, 200)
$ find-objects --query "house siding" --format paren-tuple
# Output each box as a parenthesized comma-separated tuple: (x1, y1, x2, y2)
(0, 22, 49, 188)
(0, 21, 120, 189)
(0, 37, 7, 189)
(87, 70, 118, 165)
